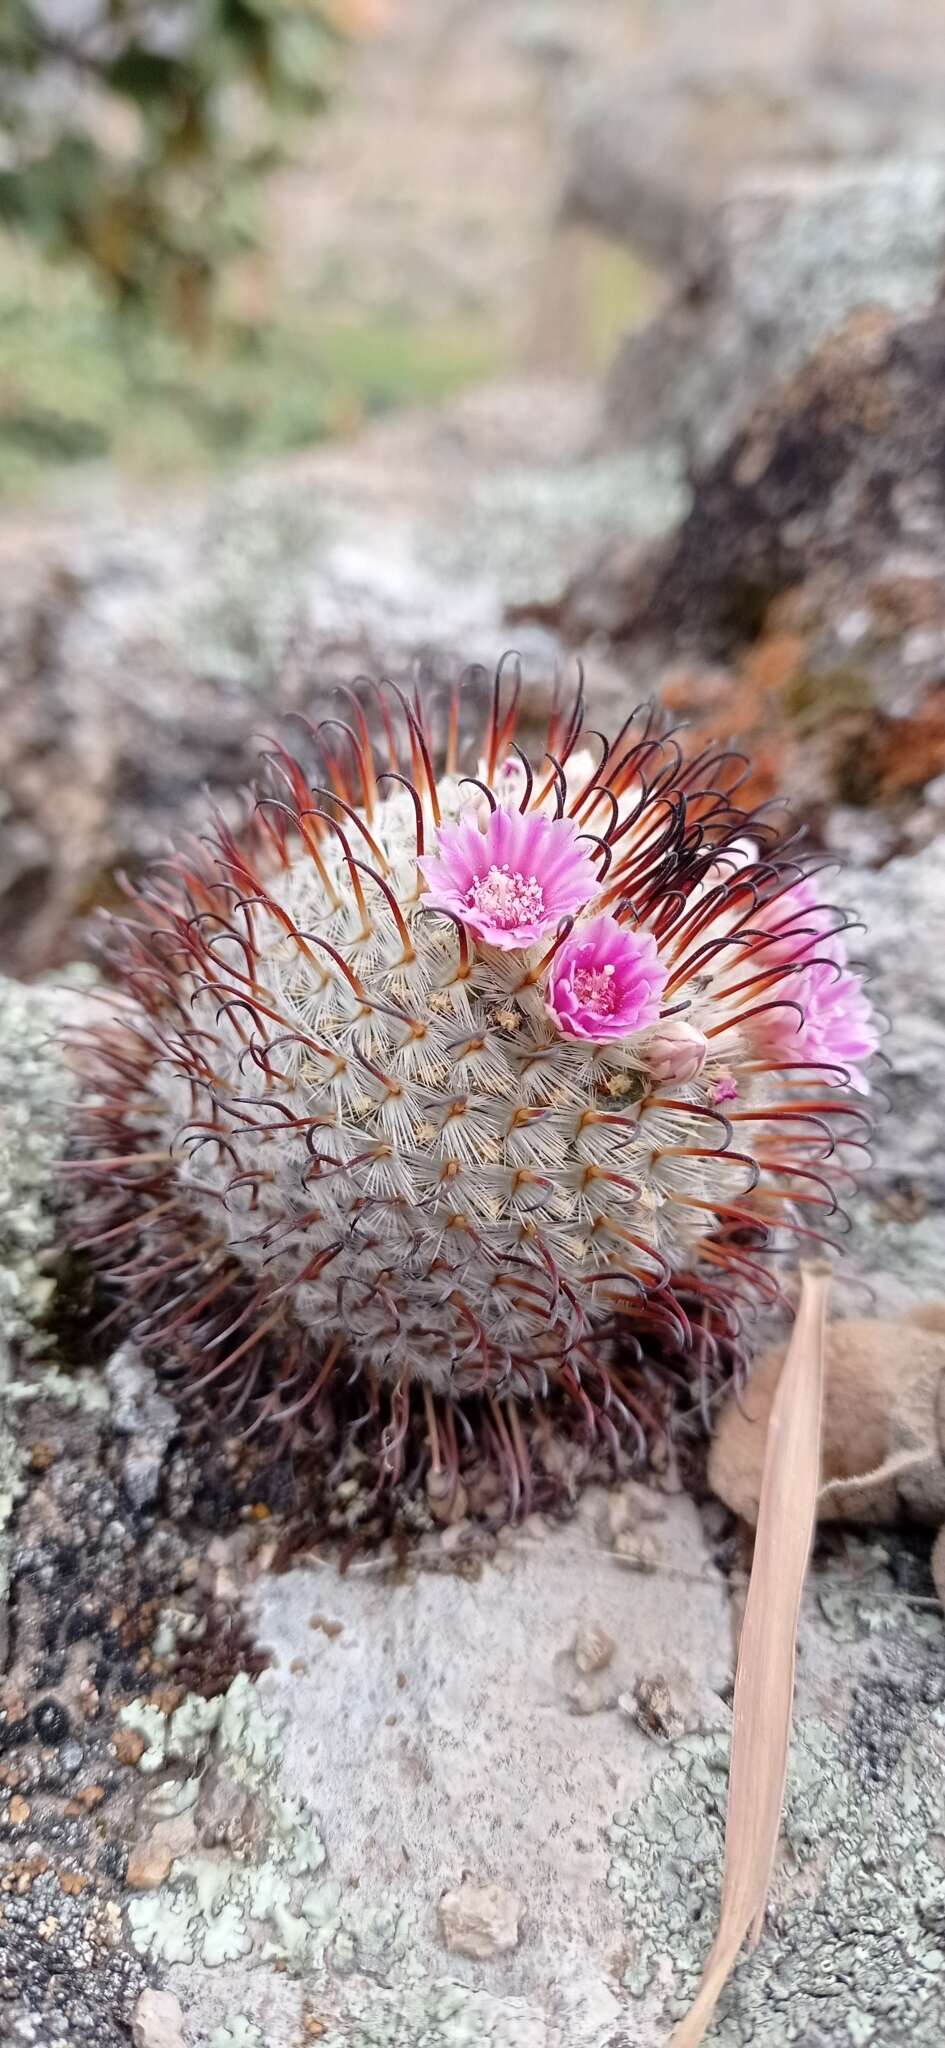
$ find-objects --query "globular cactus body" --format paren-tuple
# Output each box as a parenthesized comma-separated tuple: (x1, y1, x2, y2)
(71, 666, 875, 1515)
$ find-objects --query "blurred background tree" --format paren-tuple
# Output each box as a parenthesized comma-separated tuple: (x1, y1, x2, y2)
(0, 0, 352, 338)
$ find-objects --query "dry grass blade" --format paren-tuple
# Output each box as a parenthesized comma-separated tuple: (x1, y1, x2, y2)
(669, 1261, 831, 2048)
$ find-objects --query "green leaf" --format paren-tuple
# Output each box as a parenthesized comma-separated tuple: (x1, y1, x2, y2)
(105, 48, 189, 102)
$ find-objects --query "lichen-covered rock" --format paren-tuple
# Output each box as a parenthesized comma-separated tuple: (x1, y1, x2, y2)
(833, 842, 945, 1315)
(0, 975, 80, 1674)
(559, 306, 945, 657)
(0, 977, 75, 1354)
(600, 159, 945, 467)
(543, 306, 945, 830)
(562, 7, 945, 274)
(608, 1556, 945, 2044)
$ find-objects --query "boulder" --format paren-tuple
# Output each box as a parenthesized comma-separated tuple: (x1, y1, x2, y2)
(602, 159, 945, 467)
(539, 305, 945, 830)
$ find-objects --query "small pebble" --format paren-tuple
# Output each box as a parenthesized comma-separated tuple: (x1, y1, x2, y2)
(574, 1623, 615, 1675)
(439, 1877, 520, 1960)
(126, 1835, 174, 1889)
(132, 1987, 186, 2048)
(614, 1531, 659, 1572)
(308, 1615, 343, 1639)
(626, 1673, 685, 1744)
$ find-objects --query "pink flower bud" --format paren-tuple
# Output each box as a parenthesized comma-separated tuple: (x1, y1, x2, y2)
(646, 1020, 709, 1085)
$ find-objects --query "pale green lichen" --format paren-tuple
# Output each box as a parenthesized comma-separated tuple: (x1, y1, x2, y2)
(209, 2022, 265, 2048)
(318, 1979, 547, 2048)
(124, 1674, 328, 1971)
(121, 1668, 549, 2044)
(119, 1701, 171, 1774)
(0, 978, 73, 1352)
(2, 1364, 110, 1414)
(0, 977, 80, 1659)
(609, 1588, 945, 2044)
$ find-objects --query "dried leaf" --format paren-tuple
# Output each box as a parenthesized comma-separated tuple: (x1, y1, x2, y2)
(670, 1262, 830, 2048)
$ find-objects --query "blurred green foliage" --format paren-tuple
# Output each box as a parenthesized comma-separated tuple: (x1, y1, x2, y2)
(0, 0, 345, 334)
(0, 247, 502, 494)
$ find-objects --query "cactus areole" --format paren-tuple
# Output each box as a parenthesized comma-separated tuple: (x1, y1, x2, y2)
(71, 664, 875, 1518)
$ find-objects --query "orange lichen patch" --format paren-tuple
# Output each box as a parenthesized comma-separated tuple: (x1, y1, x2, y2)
(59, 1871, 91, 1897)
(78, 1784, 106, 1809)
(657, 596, 945, 819)
(0, 1685, 28, 1725)
(741, 631, 807, 695)
(1, 1855, 49, 1895)
(126, 1836, 174, 1889)
(659, 665, 737, 715)
(112, 1727, 146, 1767)
(7, 1796, 31, 1826)
(149, 1686, 185, 1716)
(877, 686, 945, 796)
(868, 573, 945, 635)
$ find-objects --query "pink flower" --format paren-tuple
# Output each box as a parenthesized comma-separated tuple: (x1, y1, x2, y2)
(764, 956, 878, 1092)
(646, 1020, 709, 1086)
(757, 875, 842, 966)
(418, 808, 599, 951)
(546, 914, 668, 1042)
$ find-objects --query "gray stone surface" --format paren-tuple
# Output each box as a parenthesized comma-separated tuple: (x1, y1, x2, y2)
(833, 840, 945, 1317)
(562, 4, 945, 273)
(0, 977, 77, 1669)
(106, 1345, 179, 1512)
(603, 159, 945, 467)
(138, 1486, 730, 2048)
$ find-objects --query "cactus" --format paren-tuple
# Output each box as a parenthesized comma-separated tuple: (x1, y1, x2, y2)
(69, 665, 875, 1517)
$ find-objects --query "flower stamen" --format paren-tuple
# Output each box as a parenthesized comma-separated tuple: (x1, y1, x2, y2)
(467, 864, 545, 930)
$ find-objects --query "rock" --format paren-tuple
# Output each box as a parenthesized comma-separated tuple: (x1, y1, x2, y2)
(233, 1485, 727, 2043)
(105, 1343, 178, 1509)
(613, 1531, 659, 1573)
(710, 1310, 945, 1545)
(561, 305, 945, 657)
(546, 306, 945, 831)
(563, 2, 945, 274)
(573, 1622, 615, 1675)
(832, 841, 945, 1315)
(131, 1988, 185, 2048)
(603, 159, 945, 468)
(625, 1674, 686, 1745)
(126, 1834, 175, 1889)
(439, 1877, 520, 1961)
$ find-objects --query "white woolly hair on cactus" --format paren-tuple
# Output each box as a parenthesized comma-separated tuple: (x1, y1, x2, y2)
(69, 659, 876, 1521)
